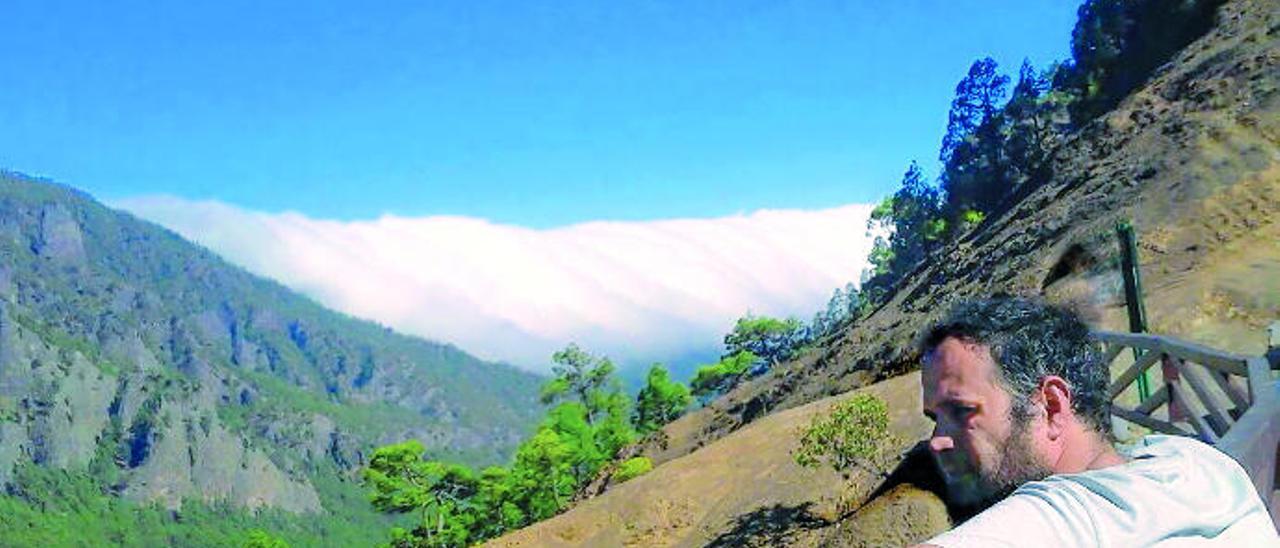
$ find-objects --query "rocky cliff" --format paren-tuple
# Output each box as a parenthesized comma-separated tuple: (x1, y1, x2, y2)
(0, 174, 543, 515)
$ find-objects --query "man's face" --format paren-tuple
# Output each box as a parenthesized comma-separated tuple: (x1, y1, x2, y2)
(921, 337, 1052, 508)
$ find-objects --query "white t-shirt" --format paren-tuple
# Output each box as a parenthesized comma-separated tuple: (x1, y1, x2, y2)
(927, 435, 1279, 547)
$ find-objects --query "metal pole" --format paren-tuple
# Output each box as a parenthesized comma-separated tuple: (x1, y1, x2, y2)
(1116, 220, 1151, 401)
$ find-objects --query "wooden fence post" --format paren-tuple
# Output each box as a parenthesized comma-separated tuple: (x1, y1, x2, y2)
(1161, 354, 1187, 423)
(1267, 321, 1279, 367)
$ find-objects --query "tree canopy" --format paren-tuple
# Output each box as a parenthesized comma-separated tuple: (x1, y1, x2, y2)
(858, 0, 1219, 310)
(363, 440, 481, 547)
(723, 314, 804, 366)
(361, 343, 686, 547)
(632, 364, 692, 435)
(540, 343, 619, 425)
(1068, 0, 1223, 122)
(864, 162, 945, 296)
(690, 351, 758, 402)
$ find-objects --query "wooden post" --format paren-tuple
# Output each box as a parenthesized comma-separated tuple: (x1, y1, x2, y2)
(1267, 321, 1280, 368)
(1161, 354, 1187, 423)
(1116, 221, 1152, 400)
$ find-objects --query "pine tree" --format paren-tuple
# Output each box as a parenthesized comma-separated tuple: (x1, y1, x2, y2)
(632, 364, 692, 435)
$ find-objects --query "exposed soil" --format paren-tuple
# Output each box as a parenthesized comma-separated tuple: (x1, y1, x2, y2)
(486, 373, 945, 547)
(490, 0, 1280, 544)
(642, 0, 1280, 472)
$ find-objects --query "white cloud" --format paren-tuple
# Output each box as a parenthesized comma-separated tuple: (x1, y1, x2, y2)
(114, 196, 876, 373)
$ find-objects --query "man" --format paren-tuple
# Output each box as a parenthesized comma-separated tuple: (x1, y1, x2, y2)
(913, 296, 1277, 547)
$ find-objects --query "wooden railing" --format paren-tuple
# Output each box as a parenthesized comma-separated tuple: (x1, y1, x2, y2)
(1095, 330, 1280, 526)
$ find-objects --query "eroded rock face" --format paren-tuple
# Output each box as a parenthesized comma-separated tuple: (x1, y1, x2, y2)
(0, 304, 113, 477)
(0, 303, 322, 512)
(34, 204, 86, 265)
(0, 266, 14, 300)
(99, 330, 162, 374)
(0, 176, 543, 518)
(123, 394, 321, 513)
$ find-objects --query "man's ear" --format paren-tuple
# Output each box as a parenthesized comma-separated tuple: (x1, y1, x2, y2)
(1039, 376, 1073, 439)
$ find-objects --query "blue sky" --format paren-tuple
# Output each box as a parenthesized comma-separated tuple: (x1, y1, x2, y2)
(2, 0, 1078, 227)
(3, 1, 1081, 372)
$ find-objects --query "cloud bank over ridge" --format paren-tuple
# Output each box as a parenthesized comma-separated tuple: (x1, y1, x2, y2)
(116, 196, 876, 373)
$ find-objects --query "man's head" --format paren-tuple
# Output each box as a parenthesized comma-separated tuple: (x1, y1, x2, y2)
(918, 296, 1111, 508)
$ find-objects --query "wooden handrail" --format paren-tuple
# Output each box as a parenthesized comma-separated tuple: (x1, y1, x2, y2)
(1094, 331, 1279, 526)
(1095, 331, 1251, 376)
(1217, 357, 1279, 528)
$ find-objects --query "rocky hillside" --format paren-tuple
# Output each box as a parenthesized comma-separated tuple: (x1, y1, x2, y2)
(0, 174, 542, 518)
(488, 372, 947, 547)
(652, 0, 1279, 471)
(490, 0, 1279, 544)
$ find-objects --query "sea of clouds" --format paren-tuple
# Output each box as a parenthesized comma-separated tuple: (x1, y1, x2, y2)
(115, 196, 876, 374)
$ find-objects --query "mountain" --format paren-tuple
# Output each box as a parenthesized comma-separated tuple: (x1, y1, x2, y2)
(0, 173, 543, 544)
(487, 0, 1280, 544)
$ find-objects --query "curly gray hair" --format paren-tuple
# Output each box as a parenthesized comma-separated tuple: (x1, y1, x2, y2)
(918, 296, 1110, 435)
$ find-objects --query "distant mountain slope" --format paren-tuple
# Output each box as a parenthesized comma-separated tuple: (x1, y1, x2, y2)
(0, 172, 542, 517)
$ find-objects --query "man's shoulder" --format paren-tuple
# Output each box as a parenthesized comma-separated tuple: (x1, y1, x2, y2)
(1106, 434, 1251, 490)
(928, 435, 1277, 547)
(1127, 433, 1225, 461)
(1030, 434, 1253, 510)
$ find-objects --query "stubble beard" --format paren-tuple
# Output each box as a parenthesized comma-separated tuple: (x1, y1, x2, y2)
(942, 415, 1054, 512)
(972, 415, 1053, 509)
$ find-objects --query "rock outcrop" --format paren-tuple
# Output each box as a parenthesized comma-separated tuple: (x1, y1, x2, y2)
(0, 174, 544, 514)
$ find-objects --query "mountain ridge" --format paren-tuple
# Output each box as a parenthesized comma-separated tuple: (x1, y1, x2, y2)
(0, 171, 543, 541)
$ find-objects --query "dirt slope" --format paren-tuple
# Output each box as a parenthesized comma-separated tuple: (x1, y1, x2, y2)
(486, 372, 945, 547)
(649, 0, 1280, 468)
(491, 0, 1279, 544)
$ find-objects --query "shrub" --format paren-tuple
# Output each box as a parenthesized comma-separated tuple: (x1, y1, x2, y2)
(689, 351, 758, 401)
(793, 394, 897, 479)
(613, 457, 653, 483)
(242, 530, 290, 548)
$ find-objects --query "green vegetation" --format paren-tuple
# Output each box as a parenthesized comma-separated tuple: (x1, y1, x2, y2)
(633, 364, 692, 435)
(690, 351, 758, 403)
(1066, 0, 1225, 122)
(793, 394, 897, 479)
(864, 163, 946, 301)
(540, 343, 624, 426)
(613, 457, 653, 483)
(723, 315, 804, 367)
(860, 0, 1222, 305)
(364, 344, 693, 546)
(0, 171, 542, 545)
(0, 464, 387, 547)
(243, 530, 291, 548)
(809, 282, 862, 339)
(365, 441, 481, 547)
(687, 312, 818, 403)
